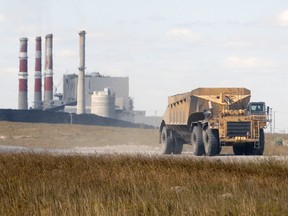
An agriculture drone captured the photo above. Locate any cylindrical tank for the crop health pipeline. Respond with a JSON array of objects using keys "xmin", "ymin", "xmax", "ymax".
[{"xmin": 91, "ymin": 88, "xmax": 116, "ymax": 118}]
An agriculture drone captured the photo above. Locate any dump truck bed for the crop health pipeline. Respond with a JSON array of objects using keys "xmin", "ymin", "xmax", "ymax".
[{"xmin": 163, "ymin": 88, "xmax": 251, "ymax": 126}]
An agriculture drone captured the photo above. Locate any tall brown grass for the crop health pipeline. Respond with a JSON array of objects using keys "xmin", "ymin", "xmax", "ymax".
[{"xmin": 0, "ymin": 153, "xmax": 288, "ymax": 215}]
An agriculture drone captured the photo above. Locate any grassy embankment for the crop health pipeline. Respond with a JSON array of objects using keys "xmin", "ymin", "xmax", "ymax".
[{"xmin": 1, "ymin": 154, "xmax": 288, "ymax": 215}]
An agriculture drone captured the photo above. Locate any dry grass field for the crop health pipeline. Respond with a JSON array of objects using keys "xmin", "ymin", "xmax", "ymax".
[
  {"xmin": 0, "ymin": 121, "xmax": 159, "ymax": 149},
  {"xmin": 1, "ymin": 121, "xmax": 288, "ymax": 215},
  {"xmin": 1, "ymin": 154, "xmax": 288, "ymax": 215}
]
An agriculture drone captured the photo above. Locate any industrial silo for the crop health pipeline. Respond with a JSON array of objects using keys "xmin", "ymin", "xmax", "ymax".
[{"xmin": 91, "ymin": 88, "xmax": 116, "ymax": 118}]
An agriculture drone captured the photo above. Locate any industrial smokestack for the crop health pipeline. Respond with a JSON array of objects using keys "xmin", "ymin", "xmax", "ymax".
[
  {"xmin": 44, "ymin": 34, "xmax": 53, "ymax": 108},
  {"xmin": 77, "ymin": 30, "xmax": 86, "ymax": 114},
  {"xmin": 34, "ymin": 36, "xmax": 42, "ymax": 109},
  {"xmin": 18, "ymin": 37, "xmax": 28, "ymax": 110}
]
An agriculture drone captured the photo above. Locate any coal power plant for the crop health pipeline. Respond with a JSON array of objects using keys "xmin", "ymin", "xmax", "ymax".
[{"xmin": 8, "ymin": 31, "xmax": 160, "ymax": 128}]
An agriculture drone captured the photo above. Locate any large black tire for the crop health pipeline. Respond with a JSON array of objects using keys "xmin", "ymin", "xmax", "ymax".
[
  {"xmin": 251, "ymin": 129, "xmax": 265, "ymax": 155},
  {"xmin": 161, "ymin": 126, "xmax": 174, "ymax": 154},
  {"xmin": 203, "ymin": 129, "xmax": 219, "ymax": 156},
  {"xmin": 191, "ymin": 126, "xmax": 205, "ymax": 156},
  {"xmin": 174, "ymin": 138, "xmax": 184, "ymax": 154},
  {"xmin": 217, "ymin": 144, "xmax": 222, "ymax": 155},
  {"xmin": 234, "ymin": 129, "xmax": 265, "ymax": 156},
  {"xmin": 243, "ymin": 143, "xmax": 254, "ymax": 155},
  {"xmin": 233, "ymin": 145, "xmax": 245, "ymax": 155},
  {"xmin": 234, "ymin": 143, "xmax": 256, "ymax": 156}
]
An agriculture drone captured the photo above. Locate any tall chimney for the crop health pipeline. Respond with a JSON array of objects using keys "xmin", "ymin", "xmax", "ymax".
[
  {"xmin": 44, "ymin": 34, "xmax": 53, "ymax": 107},
  {"xmin": 18, "ymin": 37, "xmax": 28, "ymax": 110},
  {"xmin": 77, "ymin": 30, "xmax": 86, "ymax": 114},
  {"xmin": 34, "ymin": 37, "xmax": 42, "ymax": 109}
]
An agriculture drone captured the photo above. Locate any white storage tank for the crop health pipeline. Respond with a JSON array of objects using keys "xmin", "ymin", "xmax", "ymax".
[{"xmin": 91, "ymin": 88, "xmax": 116, "ymax": 118}]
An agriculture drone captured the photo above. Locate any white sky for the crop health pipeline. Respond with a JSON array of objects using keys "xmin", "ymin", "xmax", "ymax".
[{"xmin": 0, "ymin": 0, "xmax": 288, "ymax": 132}]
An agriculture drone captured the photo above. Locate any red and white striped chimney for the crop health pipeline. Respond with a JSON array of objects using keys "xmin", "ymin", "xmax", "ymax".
[
  {"xmin": 18, "ymin": 37, "xmax": 28, "ymax": 110},
  {"xmin": 44, "ymin": 34, "xmax": 53, "ymax": 107},
  {"xmin": 34, "ymin": 36, "xmax": 42, "ymax": 109}
]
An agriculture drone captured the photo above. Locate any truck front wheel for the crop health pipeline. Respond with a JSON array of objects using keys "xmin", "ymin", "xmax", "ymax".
[
  {"xmin": 191, "ymin": 126, "xmax": 205, "ymax": 156},
  {"xmin": 249, "ymin": 129, "xmax": 265, "ymax": 155},
  {"xmin": 203, "ymin": 129, "xmax": 220, "ymax": 156},
  {"xmin": 233, "ymin": 145, "xmax": 245, "ymax": 155},
  {"xmin": 161, "ymin": 126, "xmax": 174, "ymax": 154}
]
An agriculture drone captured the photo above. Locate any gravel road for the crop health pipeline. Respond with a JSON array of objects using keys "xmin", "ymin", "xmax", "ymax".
[
  {"xmin": 0, "ymin": 122, "xmax": 288, "ymax": 162},
  {"xmin": 1, "ymin": 145, "xmax": 288, "ymax": 163}
]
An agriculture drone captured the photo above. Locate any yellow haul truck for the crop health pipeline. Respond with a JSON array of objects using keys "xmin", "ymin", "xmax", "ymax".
[{"xmin": 159, "ymin": 88, "xmax": 269, "ymax": 156}]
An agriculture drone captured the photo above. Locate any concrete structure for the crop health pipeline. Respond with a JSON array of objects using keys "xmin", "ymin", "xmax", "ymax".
[
  {"xmin": 133, "ymin": 111, "xmax": 161, "ymax": 128},
  {"xmin": 91, "ymin": 88, "xmax": 116, "ymax": 118},
  {"xmin": 44, "ymin": 34, "xmax": 53, "ymax": 108},
  {"xmin": 18, "ymin": 37, "xmax": 28, "ymax": 110},
  {"xmin": 34, "ymin": 37, "xmax": 42, "ymax": 109},
  {"xmin": 76, "ymin": 30, "xmax": 86, "ymax": 114},
  {"xmin": 62, "ymin": 72, "xmax": 161, "ymax": 127},
  {"xmin": 63, "ymin": 73, "xmax": 130, "ymax": 113}
]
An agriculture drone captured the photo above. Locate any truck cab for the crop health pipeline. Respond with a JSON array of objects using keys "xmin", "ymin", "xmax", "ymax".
[{"xmin": 248, "ymin": 102, "xmax": 266, "ymax": 115}]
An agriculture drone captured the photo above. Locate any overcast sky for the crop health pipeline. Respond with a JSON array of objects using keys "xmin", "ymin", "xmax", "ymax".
[{"xmin": 0, "ymin": 0, "xmax": 288, "ymax": 132}]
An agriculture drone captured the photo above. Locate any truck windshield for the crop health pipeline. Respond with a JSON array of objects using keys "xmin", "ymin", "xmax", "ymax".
[{"xmin": 250, "ymin": 103, "xmax": 265, "ymax": 114}]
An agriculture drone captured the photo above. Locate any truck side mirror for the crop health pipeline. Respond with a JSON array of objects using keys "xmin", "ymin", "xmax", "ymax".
[{"xmin": 267, "ymin": 106, "xmax": 270, "ymax": 115}]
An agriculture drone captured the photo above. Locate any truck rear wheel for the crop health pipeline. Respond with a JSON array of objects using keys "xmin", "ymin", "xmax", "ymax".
[
  {"xmin": 191, "ymin": 126, "xmax": 204, "ymax": 156},
  {"xmin": 203, "ymin": 129, "xmax": 219, "ymax": 156},
  {"xmin": 161, "ymin": 126, "xmax": 174, "ymax": 154},
  {"xmin": 174, "ymin": 138, "xmax": 184, "ymax": 154}
]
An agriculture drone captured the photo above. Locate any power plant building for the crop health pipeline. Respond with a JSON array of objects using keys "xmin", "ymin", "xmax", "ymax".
[
  {"xmin": 62, "ymin": 72, "xmax": 161, "ymax": 127},
  {"xmin": 63, "ymin": 72, "xmax": 131, "ymax": 114}
]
